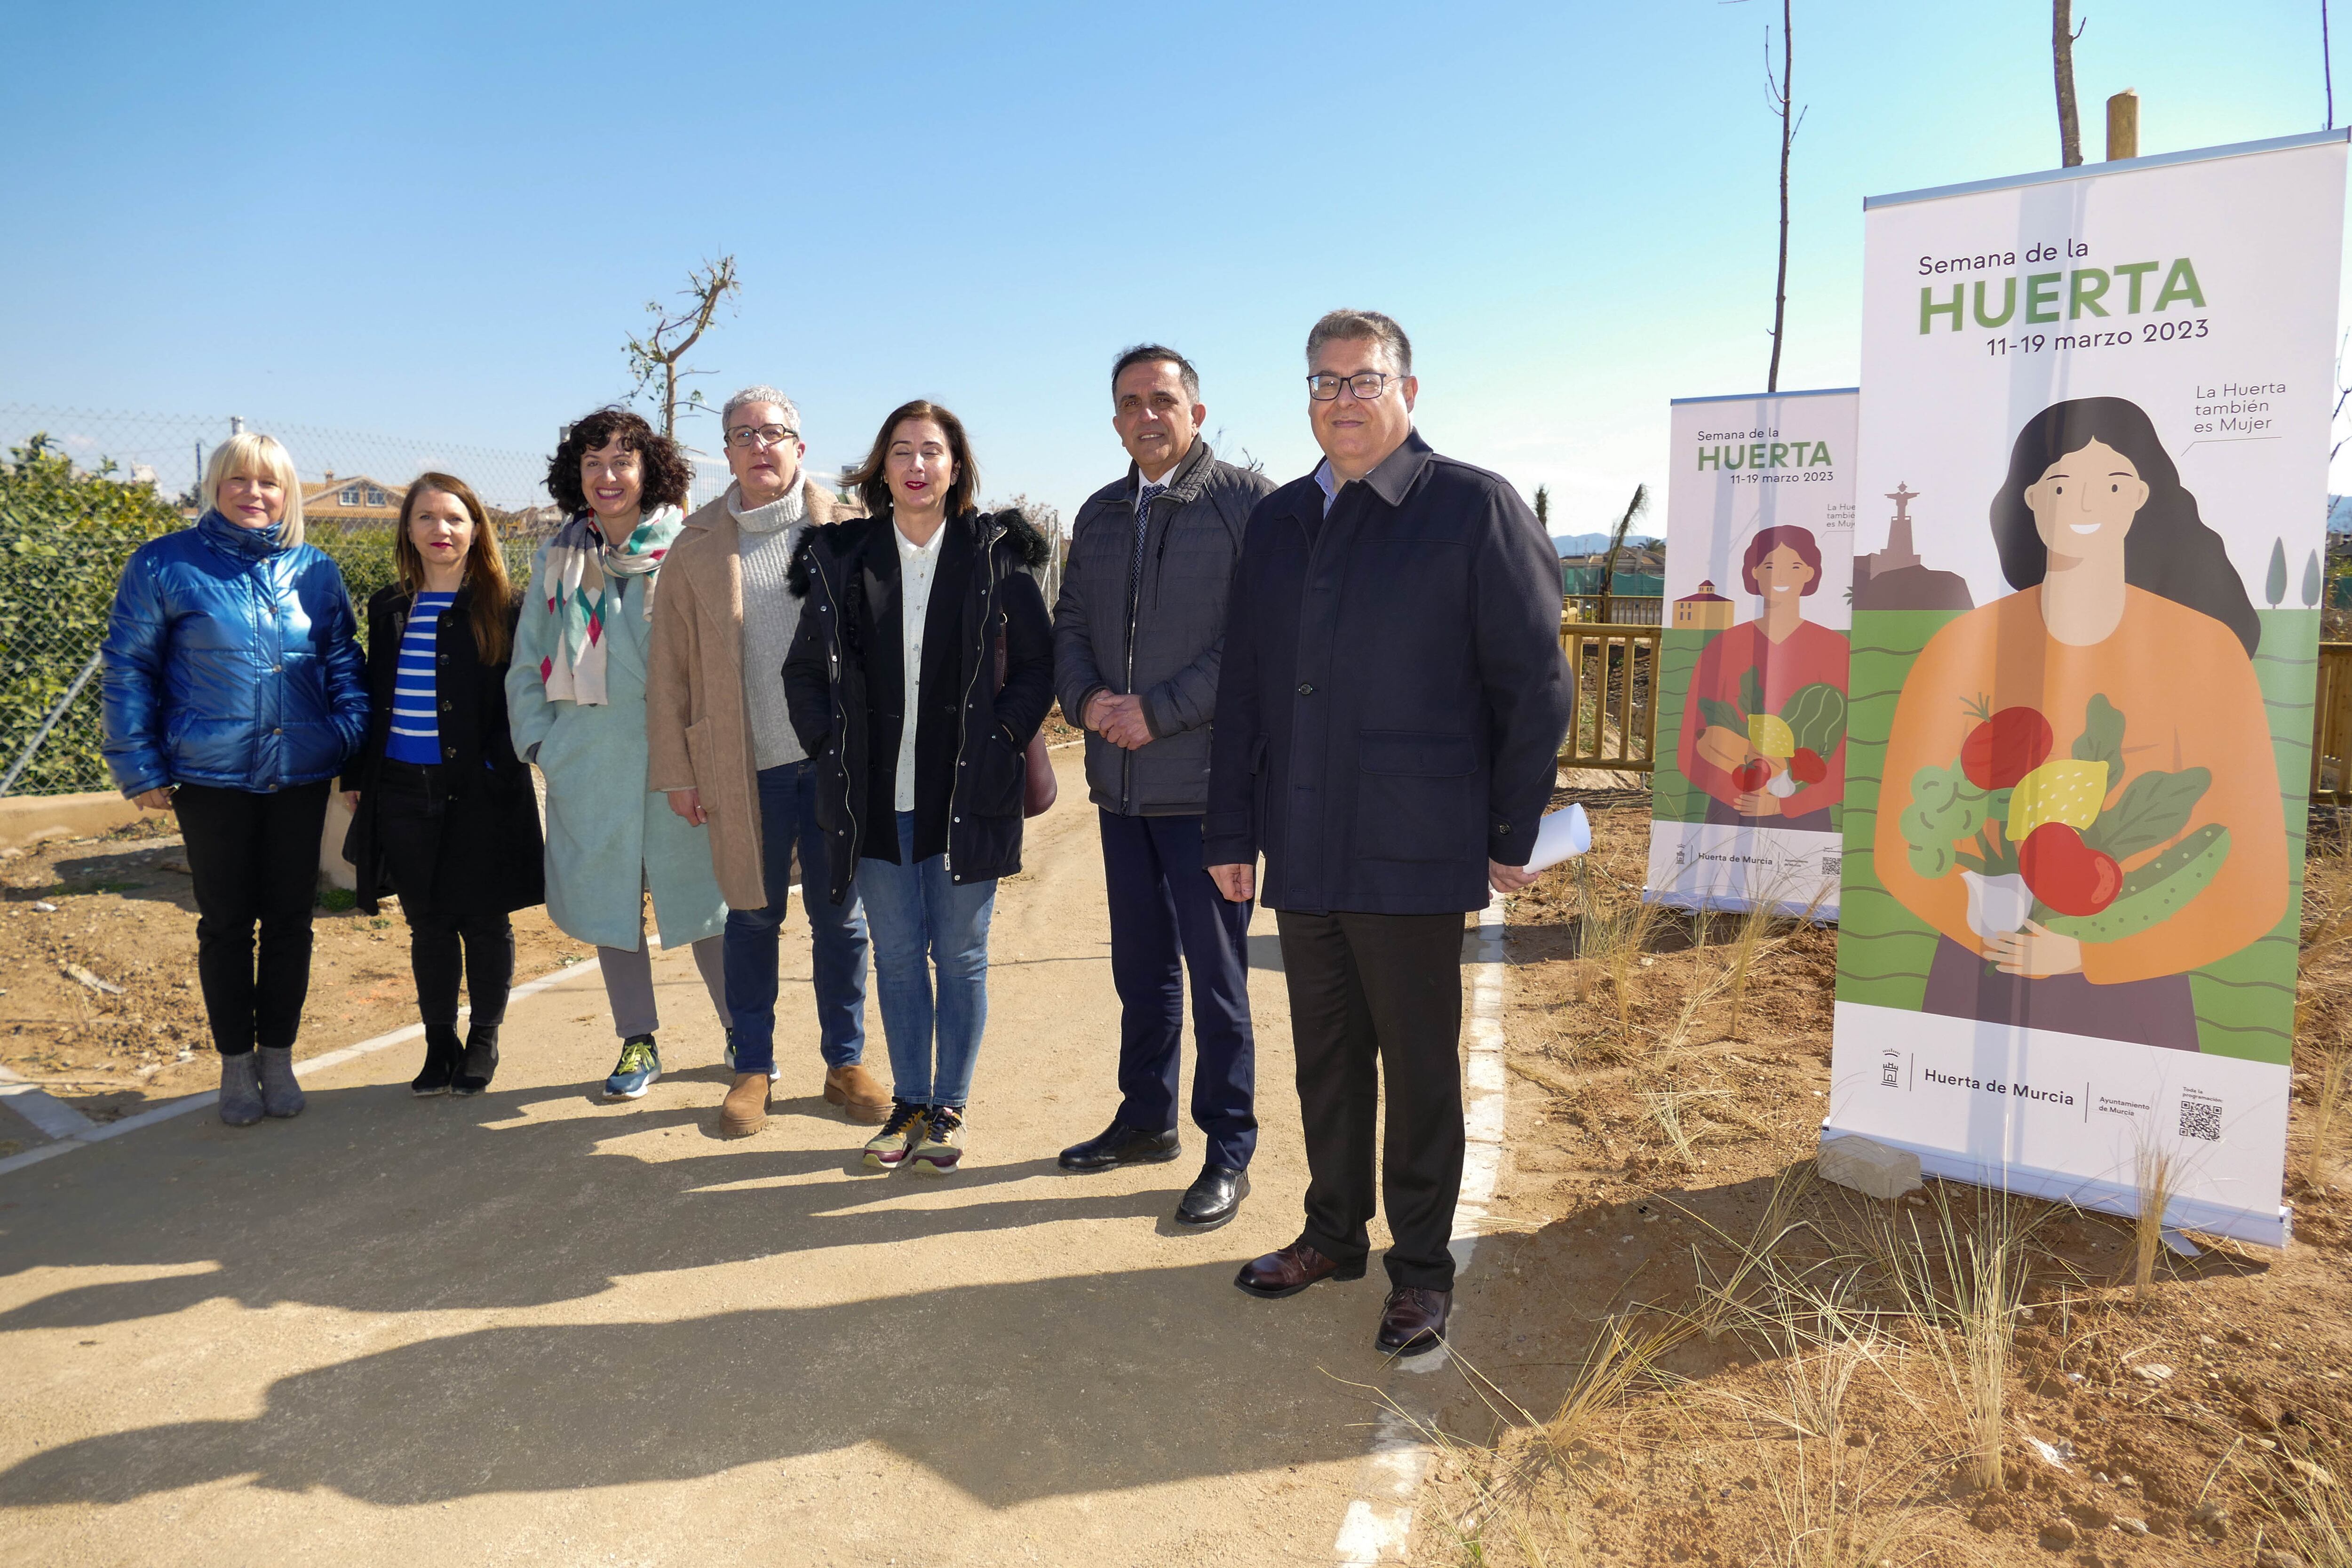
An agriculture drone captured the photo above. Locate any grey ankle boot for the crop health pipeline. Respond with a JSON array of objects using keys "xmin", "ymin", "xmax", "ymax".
[
  {"xmin": 219, "ymin": 1052, "xmax": 263, "ymax": 1126},
  {"xmin": 256, "ymin": 1046, "xmax": 305, "ymax": 1119}
]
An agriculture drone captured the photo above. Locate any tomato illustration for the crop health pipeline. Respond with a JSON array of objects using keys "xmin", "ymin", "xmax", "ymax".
[
  {"xmin": 2018, "ymin": 822, "xmax": 2124, "ymax": 916},
  {"xmin": 1731, "ymin": 759, "xmax": 1772, "ymax": 794},
  {"xmin": 1788, "ymin": 747, "xmax": 1828, "ymax": 786},
  {"xmin": 1960, "ymin": 707, "xmax": 2054, "ymax": 790}
]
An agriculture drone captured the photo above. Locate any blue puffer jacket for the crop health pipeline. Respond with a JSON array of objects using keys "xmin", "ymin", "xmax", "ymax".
[{"xmin": 101, "ymin": 511, "xmax": 369, "ymax": 796}]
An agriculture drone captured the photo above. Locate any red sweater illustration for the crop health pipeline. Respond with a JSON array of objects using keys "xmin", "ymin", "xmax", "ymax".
[{"xmin": 1677, "ymin": 618, "xmax": 1850, "ymax": 816}]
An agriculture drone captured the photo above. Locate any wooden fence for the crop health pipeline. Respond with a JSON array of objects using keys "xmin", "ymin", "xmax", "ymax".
[
  {"xmin": 2316, "ymin": 643, "xmax": 2352, "ymax": 806},
  {"xmin": 1564, "ymin": 593, "xmax": 1664, "ymax": 627},
  {"xmin": 1559, "ymin": 620, "xmax": 1662, "ymax": 772}
]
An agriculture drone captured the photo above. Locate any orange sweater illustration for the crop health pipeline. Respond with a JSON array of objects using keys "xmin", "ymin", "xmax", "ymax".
[{"xmin": 1875, "ymin": 587, "xmax": 2285, "ymax": 986}]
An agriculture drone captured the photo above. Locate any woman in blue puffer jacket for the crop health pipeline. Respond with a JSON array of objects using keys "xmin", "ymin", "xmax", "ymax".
[{"xmin": 101, "ymin": 431, "xmax": 369, "ymax": 1128}]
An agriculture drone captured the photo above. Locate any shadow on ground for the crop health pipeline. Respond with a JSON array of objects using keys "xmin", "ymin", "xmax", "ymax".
[{"xmin": 0, "ymin": 1082, "xmax": 1390, "ymax": 1511}]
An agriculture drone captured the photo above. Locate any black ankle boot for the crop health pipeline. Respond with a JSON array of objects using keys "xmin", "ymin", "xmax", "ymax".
[
  {"xmin": 413, "ymin": 1026, "xmax": 462, "ymax": 1097},
  {"xmin": 453, "ymin": 1024, "xmax": 501, "ymax": 1097}
]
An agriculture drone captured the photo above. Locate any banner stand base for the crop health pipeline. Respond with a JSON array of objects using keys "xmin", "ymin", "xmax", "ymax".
[{"xmin": 1818, "ymin": 1125, "xmax": 2291, "ymax": 1249}]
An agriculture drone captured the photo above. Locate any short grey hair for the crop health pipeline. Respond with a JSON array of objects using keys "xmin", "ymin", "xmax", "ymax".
[
  {"xmin": 1304, "ymin": 309, "xmax": 1413, "ymax": 376},
  {"xmin": 721, "ymin": 385, "xmax": 802, "ymax": 432}
]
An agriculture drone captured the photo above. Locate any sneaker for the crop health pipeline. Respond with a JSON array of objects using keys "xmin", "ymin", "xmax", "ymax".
[
  {"xmin": 602, "ymin": 1034, "xmax": 661, "ymax": 1100},
  {"xmin": 721, "ymin": 1029, "xmax": 781, "ymax": 1083},
  {"xmin": 862, "ymin": 1100, "xmax": 930, "ymax": 1171},
  {"xmin": 907, "ymin": 1105, "xmax": 965, "ymax": 1176}
]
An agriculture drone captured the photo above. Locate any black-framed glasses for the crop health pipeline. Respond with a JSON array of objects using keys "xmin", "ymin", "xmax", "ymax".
[
  {"xmin": 724, "ymin": 424, "xmax": 800, "ymax": 450},
  {"xmin": 1306, "ymin": 370, "xmax": 1403, "ymax": 402}
]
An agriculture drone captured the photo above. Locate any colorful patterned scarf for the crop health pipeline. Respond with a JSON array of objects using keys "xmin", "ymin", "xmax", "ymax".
[{"xmin": 536, "ymin": 506, "xmax": 683, "ymax": 706}]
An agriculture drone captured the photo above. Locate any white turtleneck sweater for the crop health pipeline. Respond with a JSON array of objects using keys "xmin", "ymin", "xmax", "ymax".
[{"xmin": 733, "ymin": 479, "xmax": 810, "ymax": 770}]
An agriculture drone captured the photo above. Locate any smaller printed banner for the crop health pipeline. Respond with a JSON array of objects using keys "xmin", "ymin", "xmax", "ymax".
[{"xmin": 1645, "ymin": 389, "xmax": 1859, "ymax": 917}]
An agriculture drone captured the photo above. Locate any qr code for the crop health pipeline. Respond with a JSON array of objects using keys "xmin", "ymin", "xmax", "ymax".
[
  {"xmin": 1821, "ymin": 855, "xmax": 1842, "ymax": 876},
  {"xmin": 2178, "ymin": 1099, "xmax": 2222, "ymax": 1142}
]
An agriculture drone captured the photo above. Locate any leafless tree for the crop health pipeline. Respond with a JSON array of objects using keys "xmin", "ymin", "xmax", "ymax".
[
  {"xmin": 2054, "ymin": 2, "xmax": 2086, "ymax": 166},
  {"xmin": 2326, "ymin": 0, "xmax": 2337, "ymax": 128},
  {"xmin": 626, "ymin": 256, "xmax": 741, "ymax": 439},
  {"xmin": 1762, "ymin": 0, "xmax": 1804, "ymax": 393}
]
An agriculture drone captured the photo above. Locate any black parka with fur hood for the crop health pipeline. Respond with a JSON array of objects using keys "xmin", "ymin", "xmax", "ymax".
[{"xmin": 782, "ymin": 508, "xmax": 1055, "ymax": 904}]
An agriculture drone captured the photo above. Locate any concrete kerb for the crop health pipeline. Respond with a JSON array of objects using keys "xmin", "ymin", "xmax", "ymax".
[{"xmin": 1329, "ymin": 893, "xmax": 1512, "ymax": 1566}]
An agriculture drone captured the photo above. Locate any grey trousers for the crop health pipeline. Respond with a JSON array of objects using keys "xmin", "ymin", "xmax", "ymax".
[{"xmin": 596, "ymin": 934, "xmax": 727, "ymax": 1040}]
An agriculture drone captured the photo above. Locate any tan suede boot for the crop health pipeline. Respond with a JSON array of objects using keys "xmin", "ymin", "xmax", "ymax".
[
  {"xmin": 824, "ymin": 1063, "xmax": 891, "ymax": 1125},
  {"xmin": 719, "ymin": 1072, "xmax": 770, "ymax": 1138}
]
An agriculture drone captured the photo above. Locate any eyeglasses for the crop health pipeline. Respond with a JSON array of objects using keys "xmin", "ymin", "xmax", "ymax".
[
  {"xmin": 724, "ymin": 424, "xmax": 800, "ymax": 450},
  {"xmin": 1306, "ymin": 371, "xmax": 1404, "ymax": 402}
]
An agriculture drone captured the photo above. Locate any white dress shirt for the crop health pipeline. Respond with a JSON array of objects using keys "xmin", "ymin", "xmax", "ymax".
[
  {"xmin": 1313, "ymin": 457, "xmax": 1339, "ymax": 515},
  {"xmin": 894, "ymin": 519, "xmax": 948, "ymax": 814}
]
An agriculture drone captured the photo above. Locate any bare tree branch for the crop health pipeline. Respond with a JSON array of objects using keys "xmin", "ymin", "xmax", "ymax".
[
  {"xmin": 625, "ymin": 256, "xmax": 742, "ymax": 439},
  {"xmin": 2054, "ymin": 2, "xmax": 2087, "ymax": 167}
]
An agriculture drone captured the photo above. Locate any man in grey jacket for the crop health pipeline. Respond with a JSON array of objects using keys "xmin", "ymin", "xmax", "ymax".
[{"xmin": 1052, "ymin": 344, "xmax": 1276, "ymax": 1228}]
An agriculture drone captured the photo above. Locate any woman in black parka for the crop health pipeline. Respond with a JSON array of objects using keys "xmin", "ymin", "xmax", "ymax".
[
  {"xmin": 783, "ymin": 400, "xmax": 1053, "ymax": 1175},
  {"xmin": 344, "ymin": 472, "xmax": 545, "ymax": 1096}
]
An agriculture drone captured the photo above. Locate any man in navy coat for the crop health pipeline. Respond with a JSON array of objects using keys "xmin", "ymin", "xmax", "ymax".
[{"xmin": 1205, "ymin": 309, "xmax": 1571, "ymax": 1355}]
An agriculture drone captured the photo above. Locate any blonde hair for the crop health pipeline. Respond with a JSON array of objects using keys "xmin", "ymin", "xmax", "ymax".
[{"xmin": 199, "ymin": 432, "xmax": 307, "ymax": 546}]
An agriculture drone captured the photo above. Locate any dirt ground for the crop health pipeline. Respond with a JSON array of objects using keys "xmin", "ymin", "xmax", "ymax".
[
  {"xmin": 1424, "ymin": 791, "xmax": 2352, "ymax": 1568},
  {"xmin": 0, "ymin": 814, "xmax": 586, "ymax": 1146}
]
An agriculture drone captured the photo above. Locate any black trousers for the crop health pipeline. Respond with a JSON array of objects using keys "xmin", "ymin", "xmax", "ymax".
[
  {"xmin": 1275, "ymin": 909, "xmax": 1465, "ymax": 1291},
  {"xmin": 375, "ymin": 762, "xmax": 516, "ymax": 1029},
  {"xmin": 174, "ymin": 780, "xmax": 332, "ymax": 1057}
]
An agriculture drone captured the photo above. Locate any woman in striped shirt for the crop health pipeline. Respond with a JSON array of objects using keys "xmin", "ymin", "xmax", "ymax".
[{"xmin": 344, "ymin": 473, "xmax": 545, "ymax": 1095}]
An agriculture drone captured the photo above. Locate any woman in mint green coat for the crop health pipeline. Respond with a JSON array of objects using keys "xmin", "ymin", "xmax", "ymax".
[{"xmin": 508, "ymin": 407, "xmax": 728, "ymax": 1100}]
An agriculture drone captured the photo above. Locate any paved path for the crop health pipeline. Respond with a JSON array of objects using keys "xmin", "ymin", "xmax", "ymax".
[{"xmin": 0, "ymin": 752, "xmax": 1463, "ymax": 1566}]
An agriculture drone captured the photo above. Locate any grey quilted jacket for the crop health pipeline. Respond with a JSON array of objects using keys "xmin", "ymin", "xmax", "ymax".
[{"xmin": 1052, "ymin": 438, "xmax": 1276, "ymax": 816}]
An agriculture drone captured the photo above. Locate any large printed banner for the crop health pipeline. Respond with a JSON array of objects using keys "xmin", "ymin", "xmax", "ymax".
[
  {"xmin": 1828, "ymin": 131, "xmax": 2348, "ymax": 1246},
  {"xmin": 1646, "ymin": 390, "xmax": 1858, "ymax": 916}
]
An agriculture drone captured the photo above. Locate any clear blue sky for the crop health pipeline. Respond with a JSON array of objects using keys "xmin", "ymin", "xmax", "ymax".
[{"xmin": 5, "ymin": 1, "xmax": 2346, "ymax": 531}]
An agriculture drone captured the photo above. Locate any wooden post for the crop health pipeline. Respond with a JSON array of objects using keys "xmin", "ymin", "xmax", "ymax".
[{"xmin": 2106, "ymin": 89, "xmax": 2140, "ymax": 160}]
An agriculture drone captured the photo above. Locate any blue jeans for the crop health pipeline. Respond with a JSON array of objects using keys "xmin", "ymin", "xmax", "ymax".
[
  {"xmin": 723, "ymin": 760, "xmax": 871, "ymax": 1075},
  {"xmin": 857, "ymin": 811, "xmax": 996, "ymax": 1109},
  {"xmin": 1100, "ymin": 810, "xmax": 1258, "ymax": 1169}
]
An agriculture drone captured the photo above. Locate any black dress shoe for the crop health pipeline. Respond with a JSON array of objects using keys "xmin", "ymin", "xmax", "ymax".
[
  {"xmin": 1173, "ymin": 1164, "xmax": 1249, "ymax": 1228},
  {"xmin": 1375, "ymin": 1286, "xmax": 1453, "ymax": 1355},
  {"xmin": 1234, "ymin": 1241, "xmax": 1367, "ymax": 1299},
  {"xmin": 1058, "ymin": 1120, "xmax": 1181, "ymax": 1172}
]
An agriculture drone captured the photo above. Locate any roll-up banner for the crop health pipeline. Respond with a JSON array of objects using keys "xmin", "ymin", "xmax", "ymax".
[
  {"xmin": 1647, "ymin": 389, "xmax": 1858, "ymax": 916},
  {"xmin": 1828, "ymin": 130, "xmax": 2348, "ymax": 1246}
]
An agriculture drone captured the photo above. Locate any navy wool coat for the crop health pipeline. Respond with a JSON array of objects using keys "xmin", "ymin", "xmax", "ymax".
[{"xmin": 1203, "ymin": 431, "xmax": 1573, "ymax": 915}]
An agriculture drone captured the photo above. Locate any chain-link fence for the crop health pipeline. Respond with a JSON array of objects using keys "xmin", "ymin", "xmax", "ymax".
[{"xmin": 0, "ymin": 406, "xmax": 699, "ymax": 797}]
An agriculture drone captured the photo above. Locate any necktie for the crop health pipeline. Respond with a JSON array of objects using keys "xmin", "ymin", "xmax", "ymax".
[{"xmin": 1132, "ymin": 481, "xmax": 1164, "ymax": 595}]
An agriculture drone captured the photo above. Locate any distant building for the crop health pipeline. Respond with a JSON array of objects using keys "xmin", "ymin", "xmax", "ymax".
[
  {"xmin": 1674, "ymin": 580, "xmax": 1735, "ymax": 630},
  {"xmin": 302, "ymin": 472, "xmax": 405, "ymax": 533}
]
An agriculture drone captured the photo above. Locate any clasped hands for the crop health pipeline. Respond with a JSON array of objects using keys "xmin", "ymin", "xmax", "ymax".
[{"xmin": 1083, "ymin": 689, "xmax": 1154, "ymax": 751}]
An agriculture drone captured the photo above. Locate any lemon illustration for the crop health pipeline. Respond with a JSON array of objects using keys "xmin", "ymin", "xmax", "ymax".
[
  {"xmin": 1747, "ymin": 713, "xmax": 1796, "ymax": 759},
  {"xmin": 2004, "ymin": 759, "xmax": 2110, "ymax": 840}
]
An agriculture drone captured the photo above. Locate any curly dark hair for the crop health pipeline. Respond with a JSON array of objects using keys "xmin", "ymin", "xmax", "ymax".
[{"xmin": 545, "ymin": 406, "xmax": 692, "ymax": 517}]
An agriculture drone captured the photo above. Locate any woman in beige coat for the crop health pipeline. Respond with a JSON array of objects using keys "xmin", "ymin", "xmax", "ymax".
[{"xmin": 646, "ymin": 386, "xmax": 882, "ymax": 1139}]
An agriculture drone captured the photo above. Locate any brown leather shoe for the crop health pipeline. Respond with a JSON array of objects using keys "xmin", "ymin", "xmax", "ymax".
[
  {"xmin": 1233, "ymin": 1241, "xmax": 1367, "ymax": 1299},
  {"xmin": 825, "ymin": 1063, "xmax": 891, "ymax": 1125},
  {"xmin": 719, "ymin": 1072, "xmax": 770, "ymax": 1138},
  {"xmin": 1375, "ymin": 1286, "xmax": 1453, "ymax": 1355}
]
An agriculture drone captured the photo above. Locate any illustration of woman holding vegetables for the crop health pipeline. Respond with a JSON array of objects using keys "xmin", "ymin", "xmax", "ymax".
[
  {"xmin": 1875, "ymin": 395, "xmax": 2285, "ymax": 1051},
  {"xmin": 1677, "ymin": 524, "xmax": 1850, "ymax": 831}
]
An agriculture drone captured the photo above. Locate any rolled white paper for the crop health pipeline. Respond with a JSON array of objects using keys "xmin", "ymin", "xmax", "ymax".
[{"xmin": 1525, "ymin": 802, "xmax": 1592, "ymax": 874}]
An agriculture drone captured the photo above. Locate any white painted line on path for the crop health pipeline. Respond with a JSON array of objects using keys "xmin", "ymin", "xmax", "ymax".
[
  {"xmin": 0, "ymin": 955, "xmax": 607, "ymax": 1180},
  {"xmin": 0, "ymin": 1082, "xmax": 100, "ymax": 1140},
  {"xmin": 1330, "ymin": 894, "xmax": 1512, "ymax": 1565}
]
